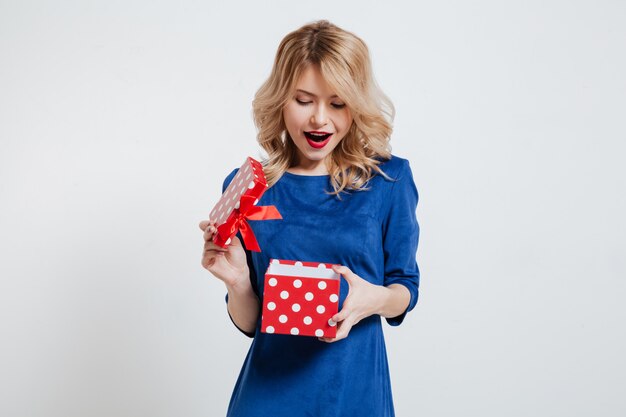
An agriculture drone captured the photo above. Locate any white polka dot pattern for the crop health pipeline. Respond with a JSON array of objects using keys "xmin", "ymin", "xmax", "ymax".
[
  {"xmin": 261, "ymin": 259, "xmax": 341, "ymax": 338},
  {"xmin": 208, "ymin": 157, "xmax": 268, "ymax": 249}
]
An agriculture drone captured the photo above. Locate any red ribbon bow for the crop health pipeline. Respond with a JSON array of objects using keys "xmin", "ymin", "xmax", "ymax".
[{"xmin": 216, "ymin": 195, "xmax": 282, "ymax": 252}]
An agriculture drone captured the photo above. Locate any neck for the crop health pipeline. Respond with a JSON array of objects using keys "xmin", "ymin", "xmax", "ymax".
[{"xmin": 289, "ymin": 156, "xmax": 330, "ymax": 175}]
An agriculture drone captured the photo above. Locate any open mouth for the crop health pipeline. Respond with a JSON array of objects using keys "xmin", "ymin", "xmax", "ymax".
[
  {"xmin": 304, "ymin": 131, "xmax": 333, "ymax": 142},
  {"xmin": 304, "ymin": 131, "xmax": 333, "ymax": 149}
]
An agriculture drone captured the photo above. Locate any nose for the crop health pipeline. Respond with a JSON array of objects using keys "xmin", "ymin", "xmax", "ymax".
[{"xmin": 310, "ymin": 104, "xmax": 328, "ymax": 126}]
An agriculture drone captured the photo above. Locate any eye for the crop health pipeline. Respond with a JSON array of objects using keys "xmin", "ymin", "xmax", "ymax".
[
  {"xmin": 295, "ymin": 98, "xmax": 312, "ymax": 105},
  {"xmin": 331, "ymin": 103, "xmax": 346, "ymax": 109}
]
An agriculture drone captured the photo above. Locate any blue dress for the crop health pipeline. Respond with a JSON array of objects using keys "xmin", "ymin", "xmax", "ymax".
[{"xmin": 222, "ymin": 155, "xmax": 420, "ymax": 417}]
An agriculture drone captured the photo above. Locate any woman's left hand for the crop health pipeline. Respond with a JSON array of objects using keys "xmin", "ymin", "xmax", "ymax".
[{"xmin": 318, "ymin": 265, "xmax": 383, "ymax": 343}]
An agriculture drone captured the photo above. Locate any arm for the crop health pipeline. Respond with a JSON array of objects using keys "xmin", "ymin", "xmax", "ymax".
[
  {"xmin": 200, "ymin": 220, "xmax": 260, "ymax": 336},
  {"xmin": 377, "ymin": 283, "xmax": 412, "ymax": 319},
  {"xmin": 318, "ymin": 266, "xmax": 411, "ymax": 343},
  {"xmin": 199, "ymin": 168, "xmax": 261, "ymax": 337},
  {"xmin": 225, "ymin": 266, "xmax": 260, "ymax": 335},
  {"xmin": 319, "ymin": 159, "xmax": 420, "ymax": 342},
  {"xmin": 379, "ymin": 158, "xmax": 420, "ymax": 325}
]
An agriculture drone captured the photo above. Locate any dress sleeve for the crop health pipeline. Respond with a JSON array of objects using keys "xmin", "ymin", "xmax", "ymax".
[
  {"xmin": 381, "ymin": 159, "xmax": 421, "ymax": 326},
  {"xmin": 221, "ymin": 168, "xmax": 258, "ymax": 338}
]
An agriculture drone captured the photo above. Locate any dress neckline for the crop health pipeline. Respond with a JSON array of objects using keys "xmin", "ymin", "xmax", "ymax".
[{"xmin": 282, "ymin": 171, "xmax": 330, "ymax": 179}]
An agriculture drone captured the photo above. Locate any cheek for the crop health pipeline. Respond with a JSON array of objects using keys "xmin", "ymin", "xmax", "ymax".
[
  {"xmin": 339, "ymin": 114, "xmax": 353, "ymax": 133},
  {"xmin": 284, "ymin": 106, "xmax": 309, "ymax": 129}
]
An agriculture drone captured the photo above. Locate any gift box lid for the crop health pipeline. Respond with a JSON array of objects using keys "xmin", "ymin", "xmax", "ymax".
[
  {"xmin": 210, "ymin": 157, "xmax": 267, "ymax": 226},
  {"xmin": 209, "ymin": 157, "xmax": 281, "ymax": 252}
]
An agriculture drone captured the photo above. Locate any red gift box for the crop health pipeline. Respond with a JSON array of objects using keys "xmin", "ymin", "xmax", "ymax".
[
  {"xmin": 210, "ymin": 157, "xmax": 281, "ymax": 252},
  {"xmin": 261, "ymin": 259, "xmax": 341, "ymax": 338}
]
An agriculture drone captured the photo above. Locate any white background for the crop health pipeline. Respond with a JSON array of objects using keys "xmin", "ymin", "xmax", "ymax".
[{"xmin": 1, "ymin": 1, "xmax": 625, "ymax": 416}]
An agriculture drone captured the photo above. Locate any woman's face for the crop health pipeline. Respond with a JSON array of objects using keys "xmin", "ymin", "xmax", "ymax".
[{"xmin": 283, "ymin": 65, "xmax": 353, "ymax": 174}]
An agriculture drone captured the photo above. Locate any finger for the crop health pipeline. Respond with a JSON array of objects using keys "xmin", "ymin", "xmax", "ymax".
[
  {"xmin": 333, "ymin": 316, "xmax": 356, "ymax": 341},
  {"xmin": 203, "ymin": 225, "xmax": 220, "ymax": 241},
  {"xmin": 201, "ymin": 251, "xmax": 225, "ymax": 269},
  {"xmin": 318, "ymin": 335, "xmax": 339, "ymax": 343},
  {"xmin": 202, "ymin": 243, "xmax": 228, "ymax": 260},
  {"xmin": 204, "ymin": 240, "xmax": 228, "ymax": 252},
  {"xmin": 200, "ymin": 220, "xmax": 218, "ymax": 232},
  {"xmin": 332, "ymin": 265, "xmax": 356, "ymax": 284},
  {"xmin": 318, "ymin": 322, "xmax": 352, "ymax": 343},
  {"xmin": 332, "ymin": 306, "xmax": 351, "ymax": 324},
  {"xmin": 199, "ymin": 220, "xmax": 210, "ymax": 231}
]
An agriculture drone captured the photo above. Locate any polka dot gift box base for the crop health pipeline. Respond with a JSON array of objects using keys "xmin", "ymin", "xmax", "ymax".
[
  {"xmin": 262, "ymin": 259, "xmax": 340, "ymax": 338},
  {"xmin": 210, "ymin": 157, "xmax": 281, "ymax": 252}
]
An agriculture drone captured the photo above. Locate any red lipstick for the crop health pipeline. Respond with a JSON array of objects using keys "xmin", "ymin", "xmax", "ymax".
[{"xmin": 304, "ymin": 131, "xmax": 333, "ymax": 149}]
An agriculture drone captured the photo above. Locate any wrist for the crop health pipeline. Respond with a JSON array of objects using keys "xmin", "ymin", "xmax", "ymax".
[
  {"xmin": 374, "ymin": 285, "xmax": 393, "ymax": 317},
  {"xmin": 376, "ymin": 284, "xmax": 410, "ymax": 318},
  {"xmin": 225, "ymin": 266, "xmax": 252, "ymax": 295}
]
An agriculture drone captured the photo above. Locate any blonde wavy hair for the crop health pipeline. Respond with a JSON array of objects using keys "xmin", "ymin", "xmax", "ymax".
[{"xmin": 253, "ymin": 20, "xmax": 395, "ymax": 194}]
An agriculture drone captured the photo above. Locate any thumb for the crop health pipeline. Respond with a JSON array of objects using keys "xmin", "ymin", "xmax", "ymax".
[
  {"xmin": 228, "ymin": 235, "xmax": 243, "ymax": 248},
  {"xmin": 332, "ymin": 265, "xmax": 357, "ymax": 285}
]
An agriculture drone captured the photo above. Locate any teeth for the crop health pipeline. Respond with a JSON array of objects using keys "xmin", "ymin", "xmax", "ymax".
[{"xmin": 305, "ymin": 131, "xmax": 332, "ymax": 142}]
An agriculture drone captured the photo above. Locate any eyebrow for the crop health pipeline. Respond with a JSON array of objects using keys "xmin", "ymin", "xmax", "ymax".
[{"xmin": 296, "ymin": 89, "xmax": 339, "ymax": 99}]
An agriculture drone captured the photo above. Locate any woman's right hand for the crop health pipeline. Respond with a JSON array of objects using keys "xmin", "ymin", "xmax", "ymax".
[{"xmin": 199, "ymin": 220, "xmax": 249, "ymax": 288}]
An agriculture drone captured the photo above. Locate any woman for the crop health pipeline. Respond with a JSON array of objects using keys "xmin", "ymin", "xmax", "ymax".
[{"xmin": 199, "ymin": 20, "xmax": 420, "ymax": 417}]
